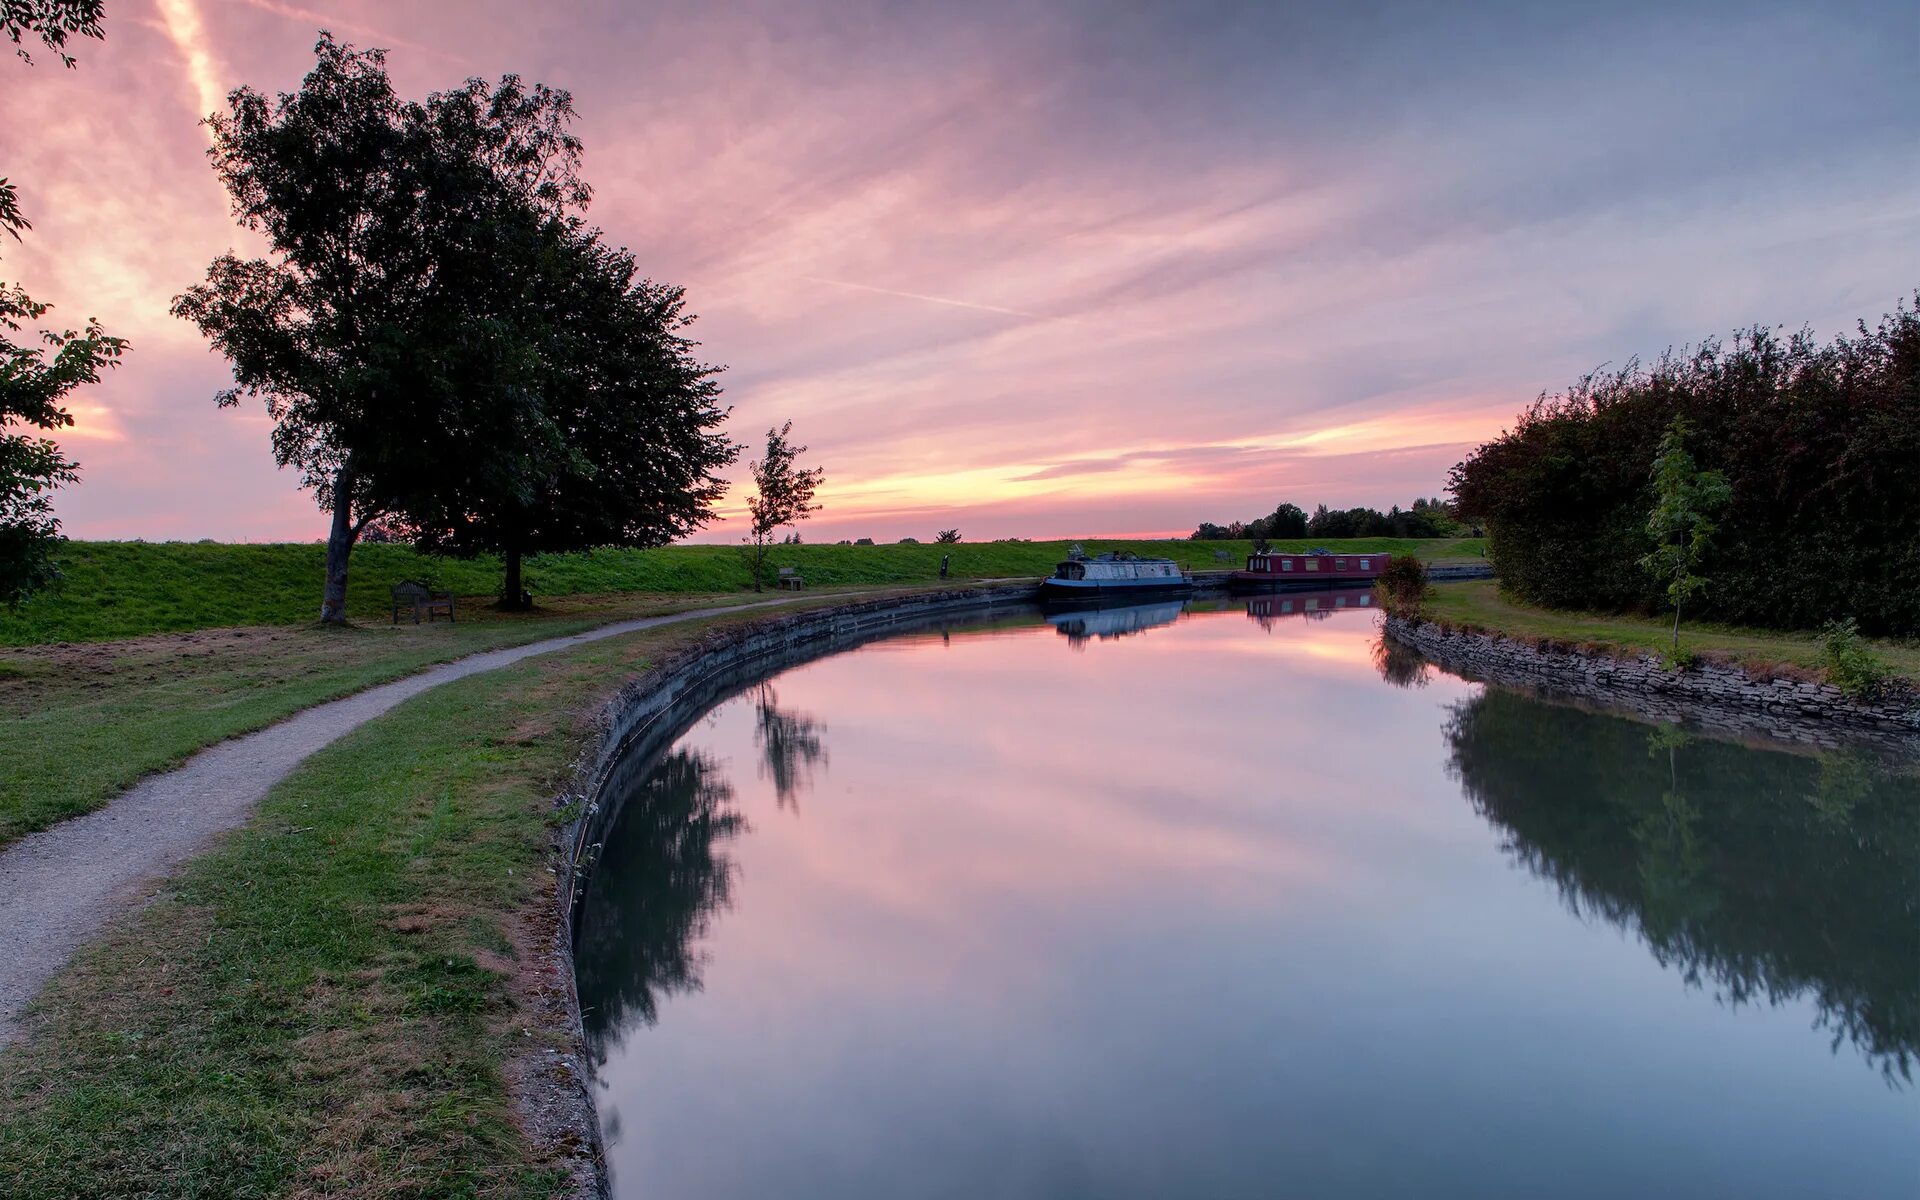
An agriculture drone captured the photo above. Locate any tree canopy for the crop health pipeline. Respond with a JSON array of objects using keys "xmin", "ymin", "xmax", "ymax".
[{"xmin": 176, "ymin": 35, "xmax": 734, "ymax": 619}]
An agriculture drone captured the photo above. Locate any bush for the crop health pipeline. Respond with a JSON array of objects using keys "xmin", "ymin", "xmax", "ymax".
[
  {"xmin": 1451, "ymin": 295, "xmax": 1920, "ymax": 635},
  {"xmin": 1377, "ymin": 554, "xmax": 1431, "ymax": 618},
  {"xmin": 1821, "ymin": 618, "xmax": 1890, "ymax": 699}
]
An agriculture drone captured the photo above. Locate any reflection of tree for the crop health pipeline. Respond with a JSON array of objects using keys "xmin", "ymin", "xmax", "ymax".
[
  {"xmin": 1371, "ymin": 634, "xmax": 1430, "ymax": 689},
  {"xmin": 1445, "ymin": 688, "xmax": 1920, "ymax": 1084},
  {"xmin": 754, "ymin": 683, "xmax": 827, "ymax": 812},
  {"xmin": 575, "ymin": 749, "xmax": 744, "ymax": 1064}
]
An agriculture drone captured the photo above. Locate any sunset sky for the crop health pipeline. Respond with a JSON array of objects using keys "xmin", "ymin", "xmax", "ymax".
[{"xmin": 4, "ymin": 0, "xmax": 1914, "ymax": 543}]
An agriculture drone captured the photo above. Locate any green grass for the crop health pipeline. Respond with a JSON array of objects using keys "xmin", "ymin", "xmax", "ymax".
[
  {"xmin": 0, "ymin": 589, "xmax": 842, "ymax": 851},
  {"xmin": 1, "ymin": 537, "xmax": 1485, "ymax": 645},
  {"xmin": 0, "ymin": 602, "xmax": 823, "ymax": 1195},
  {"xmin": 1425, "ymin": 579, "xmax": 1920, "ymax": 685}
]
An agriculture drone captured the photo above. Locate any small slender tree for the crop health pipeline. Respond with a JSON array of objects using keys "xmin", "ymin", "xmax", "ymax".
[
  {"xmin": 744, "ymin": 422, "xmax": 822, "ymax": 591},
  {"xmin": 1639, "ymin": 417, "xmax": 1731, "ymax": 654}
]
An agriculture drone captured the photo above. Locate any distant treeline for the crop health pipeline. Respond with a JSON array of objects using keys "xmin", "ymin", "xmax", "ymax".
[
  {"xmin": 1451, "ymin": 295, "xmax": 1919, "ymax": 635},
  {"xmin": 1191, "ymin": 498, "xmax": 1469, "ymax": 542}
]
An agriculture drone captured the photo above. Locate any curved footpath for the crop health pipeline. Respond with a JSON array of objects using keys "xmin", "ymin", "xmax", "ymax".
[{"xmin": 0, "ymin": 596, "xmax": 813, "ymax": 1048}]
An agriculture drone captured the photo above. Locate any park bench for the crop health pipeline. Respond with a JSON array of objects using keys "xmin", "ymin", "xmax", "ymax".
[
  {"xmin": 776, "ymin": 566, "xmax": 807, "ymax": 591},
  {"xmin": 390, "ymin": 580, "xmax": 456, "ymax": 624}
]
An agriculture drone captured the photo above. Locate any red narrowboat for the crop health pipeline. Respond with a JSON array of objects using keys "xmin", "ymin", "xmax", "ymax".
[{"xmin": 1230, "ymin": 548, "xmax": 1386, "ymax": 590}]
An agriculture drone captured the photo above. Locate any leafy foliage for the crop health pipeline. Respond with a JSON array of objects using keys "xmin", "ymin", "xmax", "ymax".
[
  {"xmin": 1820, "ymin": 618, "xmax": 1889, "ymax": 700},
  {"xmin": 744, "ymin": 422, "xmax": 823, "ymax": 590},
  {"xmin": 934, "ymin": 528, "xmax": 962, "ymax": 544},
  {"xmin": 1452, "ymin": 297, "xmax": 1920, "ymax": 635},
  {"xmin": 1376, "ymin": 554, "xmax": 1431, "ymax": 618},
  {"xmin": 2, "ymin": 0, "xmax": 103, "ymax": 67}
]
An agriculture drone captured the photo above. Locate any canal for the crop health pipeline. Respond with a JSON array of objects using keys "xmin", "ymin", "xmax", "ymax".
[{"xmin": 573, "ymin": 598, "xmax": 1918, "ymax": 1199}]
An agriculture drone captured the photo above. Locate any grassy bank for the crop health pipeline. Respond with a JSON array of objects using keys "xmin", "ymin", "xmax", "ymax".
[
  {"xmin": 0, "ymin": 594, "xmax": 881, "ymax": 1196},
  {"xmin": 1424, "ymin": 579, "xmax": 1920, "ymax": 685},
  {"xmin": 0, "ymin": 589, "xmax": 841, "ymax": 851},
  {"xmin": 1, "ymin": 537, "xmax": 1484, "ymax": 645}
]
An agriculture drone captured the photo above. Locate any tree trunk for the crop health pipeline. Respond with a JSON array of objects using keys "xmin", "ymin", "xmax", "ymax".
[
  {"xmin": 1671, "ymin": 596, "xmax": 1683, "ymax": 654},
  {"xmin": 503, "ymin": 546, "xmax": 525, "ymax": 610},
  {"xmin": 751, "ymin": 537, "xmax": 765, "ymax": 593},
  {"xmin": 320, "ymin": 466, "xmax": 357, "ymax": 625}
]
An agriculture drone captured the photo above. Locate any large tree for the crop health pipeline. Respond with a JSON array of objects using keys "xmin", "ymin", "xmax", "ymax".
[
  {"xmin": 1, "ymin": 0, "xmax": 121, "ymax": 608},
  {"xmin": 405, "ymin": 225, "xmax": 737, "ymax": 607},
  {"xmin": 173, "ymin": 35, "xmax": 591, "ymax": 623}
]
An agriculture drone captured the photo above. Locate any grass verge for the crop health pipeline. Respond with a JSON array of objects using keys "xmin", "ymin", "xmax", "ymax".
[
  {"xmin": 0, "ymin": 588, "xmax": 879, "ymax": 851},
  {"xmin": 1424, "ymin": 579, "xmax": 1920, "ymax": 685},
  {"xmin": 2, "ymin": 537, "xmax": 1484, "ymax": 645},
  {"xmin": 0, "ymin": 594, "xmax": 876, "ymax": 1197}
]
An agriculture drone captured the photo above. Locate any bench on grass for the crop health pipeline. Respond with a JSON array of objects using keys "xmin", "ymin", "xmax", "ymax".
[
  {"xmin": 390, "ymin": 581, "xmax": 455, "ymax": 624},
  {"xmin": 776, "ymin": 566, "xmax": 807, "ymax": 591}
]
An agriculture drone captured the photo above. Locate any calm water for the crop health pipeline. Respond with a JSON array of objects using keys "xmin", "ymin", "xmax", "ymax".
[{"xmin": 574, "ymin": 599, "xmax": 1919, "ymax": 1200}]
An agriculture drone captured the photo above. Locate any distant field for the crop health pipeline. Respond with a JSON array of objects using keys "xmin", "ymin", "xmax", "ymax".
[{"xmin": 0, "ymin": 537, "xmax": 1484, "ymax": 644}]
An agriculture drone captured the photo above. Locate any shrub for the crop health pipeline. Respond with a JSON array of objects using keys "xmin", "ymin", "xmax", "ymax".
[
  {"xmin": 1821, "ymin": 618, "xmax": 1890, "ymax": 699},
  {"xmin": 1376, "ymin": 554, "xmax": 1431, "ymax": 618}
]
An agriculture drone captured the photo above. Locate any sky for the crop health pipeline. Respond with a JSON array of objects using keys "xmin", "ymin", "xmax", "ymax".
[{"xmin": 3, "ymin": 0, "xmax": 1915, "ymax": 543}]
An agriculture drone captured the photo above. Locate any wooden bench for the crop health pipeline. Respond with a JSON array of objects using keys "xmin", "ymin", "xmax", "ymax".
[
  {"xmin": 390, "ymin": 580, "xmax": 455, "ymax": 624},
  {"xmin": 776, "ymin": 566, "xmax": 807, "ymax": 591}
]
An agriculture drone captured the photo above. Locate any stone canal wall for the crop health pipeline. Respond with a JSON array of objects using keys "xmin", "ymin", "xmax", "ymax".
[{"xmin": 1384, "ymin": 614, "xmax": 1920, "ymax": 750}]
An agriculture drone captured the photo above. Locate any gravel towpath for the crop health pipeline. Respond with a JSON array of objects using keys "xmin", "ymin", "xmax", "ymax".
[{"xmin": 0, "ymin": 598, "xmax": 799, "ymax": 1047}]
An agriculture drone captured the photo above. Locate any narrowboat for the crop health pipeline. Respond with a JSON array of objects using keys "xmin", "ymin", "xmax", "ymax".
[
  {"xmin": 1040, "ymin": 551, "xmax": 1195, "ymax": 602},
  {"xmin": 1230, "ymin": 548, "xmax": 1386, "ymax": 590}
]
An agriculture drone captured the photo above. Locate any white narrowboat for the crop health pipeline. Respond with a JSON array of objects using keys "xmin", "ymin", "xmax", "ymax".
[{"xmin": 1040, "ymin": 551, "xmax": 1195, "ymax": 602}]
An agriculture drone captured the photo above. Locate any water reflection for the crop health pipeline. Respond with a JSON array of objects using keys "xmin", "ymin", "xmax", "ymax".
[
  {"xmin": 1044, "ymin": 599, "xmax": 1187, "ymax": 646},
  {"xmin": 1244, "ymin": 585, "xmax": 1374, "ymax": 630},
  {"xmin": 752, "ymin": 683, "xmax": 827, "ymax": 812},
  {"xmin": 1372, "ymin": 632, "xmax": 1432, "ymax": 689},
  {"xmin": 576, "ymin": 604, "xmax": 1918, "ymax": 1198},
  {"xmin": 576, "ymin": 749, "xmax": 744, "ymax": 1062},
  {"xmin": 1445, "ymin": 687, "xmax": 1920, "ymax": 1083}
]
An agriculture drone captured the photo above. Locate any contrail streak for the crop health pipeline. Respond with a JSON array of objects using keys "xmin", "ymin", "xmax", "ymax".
[
  {"xmin": 155, "ymin": 0, "xmax": 225, "ymax": 128},
  {"xmin": 801, "ymin": 276, "xmax": 1080, "ymax": 324}
]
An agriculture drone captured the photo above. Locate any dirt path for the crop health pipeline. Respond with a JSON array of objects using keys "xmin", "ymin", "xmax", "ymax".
[{"xmin": 0, "ymin": 597, "xmax": 803, "ymax": 1047}]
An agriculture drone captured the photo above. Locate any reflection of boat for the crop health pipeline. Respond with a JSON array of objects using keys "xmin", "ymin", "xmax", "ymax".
[
  {"xmin": 1246, "ymin": 587, "xmax": 1375, "ymax": 626},
  {"xmin": 1041, "ymin": 550, "xmax": 1194, "ymax": 601},
  {"xmin": 1231, "ymin": 548, "xmax": 1385, "ymax": 590},
  {"xmin": 1047, "ymin": 599, "xmax": 1187, "ymax": 645}
]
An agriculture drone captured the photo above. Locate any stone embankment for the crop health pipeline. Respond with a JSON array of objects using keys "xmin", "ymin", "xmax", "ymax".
[{"xmin": 1385, "ymin": 615, "xmax": 1920, "ymax": 750}]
